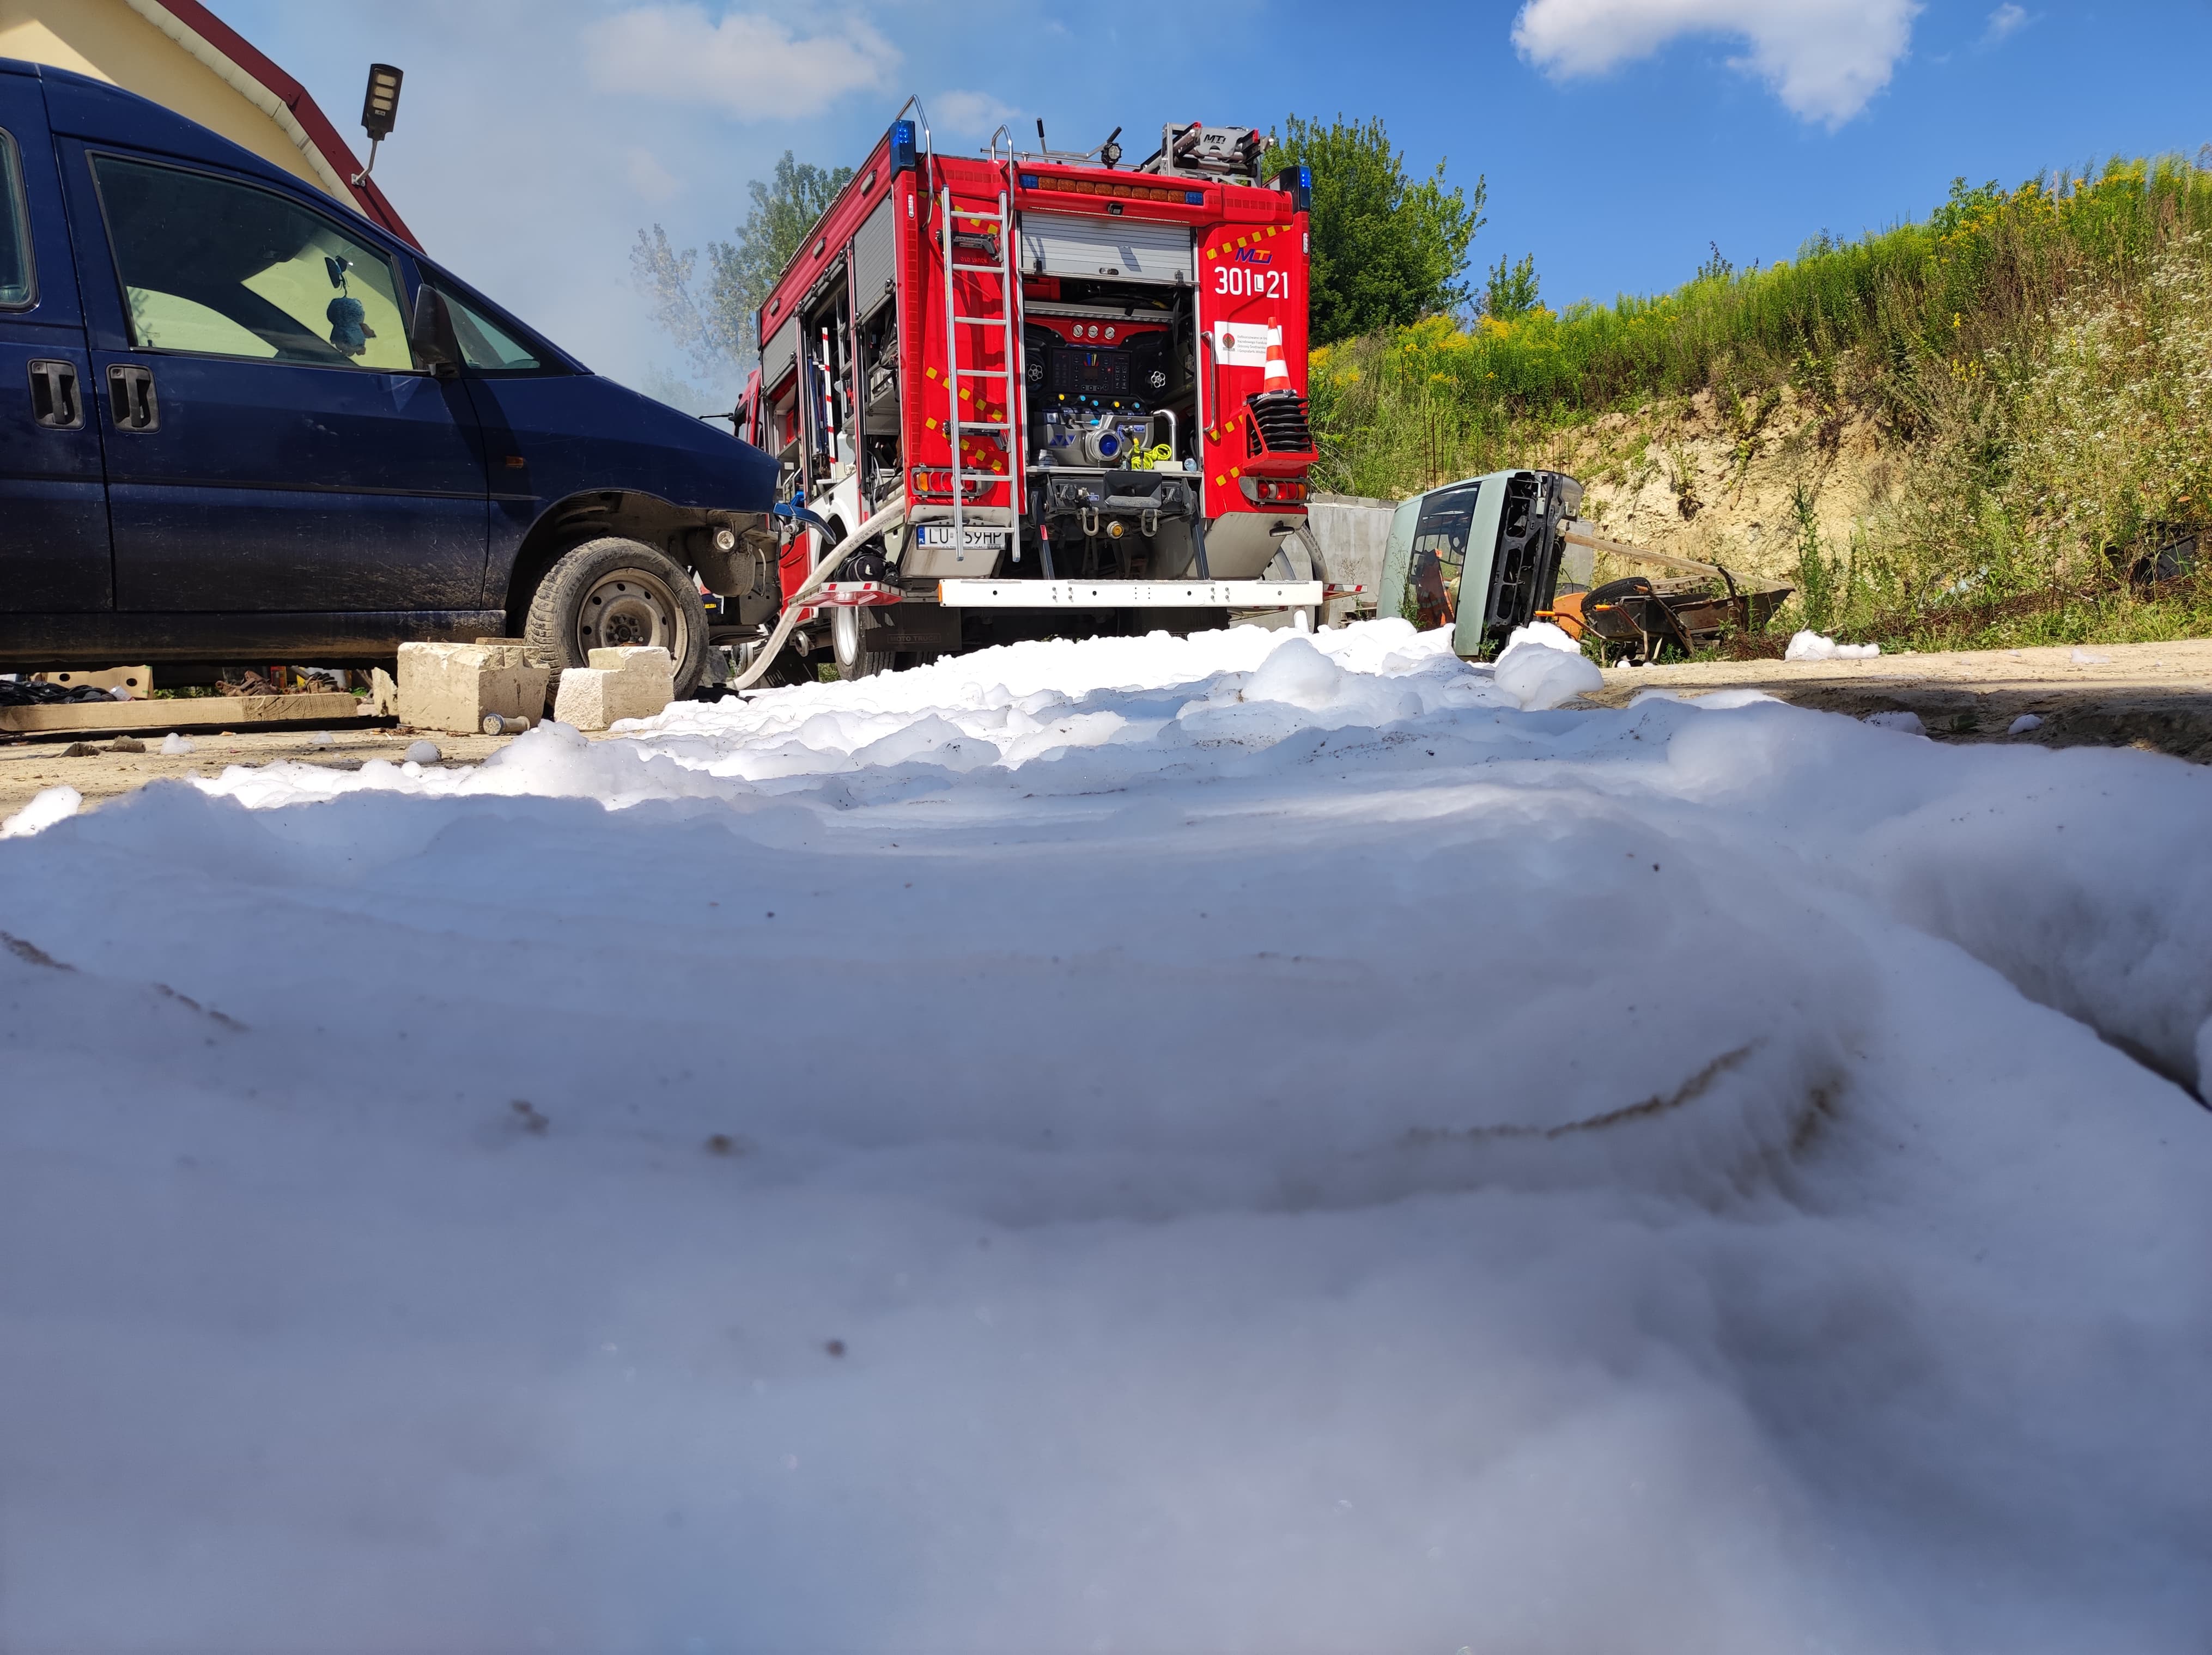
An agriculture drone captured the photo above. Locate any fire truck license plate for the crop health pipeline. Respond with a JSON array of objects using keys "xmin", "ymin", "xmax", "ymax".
[{"xmin": 916, "ymin": 526, "xmax": 1007, "ymax": 550}]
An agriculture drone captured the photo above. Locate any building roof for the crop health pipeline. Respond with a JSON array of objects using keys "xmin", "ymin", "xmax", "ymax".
[
  {"xmin": 137, "ymin": 0, "xmax": 415, "ymax": 245},
  {"xmin": 0, "ymin": 0, "xmax": 416, "ymax": 246}
]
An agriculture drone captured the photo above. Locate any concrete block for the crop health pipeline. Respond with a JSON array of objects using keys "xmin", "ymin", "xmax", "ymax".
[
  {"xmin": 553, "ymin": 647, "xmax": 676, "ymax": 732},
  {"xmin": 394, "ymin": 641, "xmax": 552, "ymax": 734},
  {"xmin": 1308, "ymin": 492, "xmax": 1395, "ymax": 624}
]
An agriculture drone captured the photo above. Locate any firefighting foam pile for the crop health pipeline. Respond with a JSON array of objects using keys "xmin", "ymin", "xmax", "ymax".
[{"xmin": 2, "ymin": 618, "xmax": 2209, "ymax": 1652}]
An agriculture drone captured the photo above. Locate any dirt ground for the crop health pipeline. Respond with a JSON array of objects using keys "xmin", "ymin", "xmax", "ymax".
[
  {"xmin": 0, "ymin": 723, "xmax": 518, "ymax": 818},
  {"xmin": 1587, "ymin": 636, "xmax": 2212, "ymax": 762},
  {"xmin": 6, "ymin": 637, "xmax": 2210, "ymax": 821},
  {"xmin": 1533, "ymin": 385, "xmax": 1892, "ymax": 589}
]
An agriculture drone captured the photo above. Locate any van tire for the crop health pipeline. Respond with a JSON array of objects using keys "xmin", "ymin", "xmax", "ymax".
[{"xmin": 525, "ymin": 537, "xmax": 709, "ymax": 696}]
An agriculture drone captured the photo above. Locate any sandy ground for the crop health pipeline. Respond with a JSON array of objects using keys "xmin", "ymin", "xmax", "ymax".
[
  {"xmin": 7, "ymin": 636, "xmax": 2210, "ymax": 820},
  {"xmin": 0, "ymin": 723, "xmax": 518, "ymax": 818},
  {"xmin": 1531, "ymin": 385, "xmax": 1892, "ymax": 588},
  {"xmin": 1589, "ymin": 637, "xmax": 2212, "ymax": 761}
]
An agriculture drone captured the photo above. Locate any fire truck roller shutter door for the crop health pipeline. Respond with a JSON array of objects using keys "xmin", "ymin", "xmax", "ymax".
[
  {"xmin": 764, "ymin": 316, "xmax": 800, "ymax": 394},
  {"xmin": 1018, "ymin": 213, "xmax": 1194, "ymax": 284},
  {"xmin": 851, "ymin": 196, "xmax": 897, "ymax": 321}
]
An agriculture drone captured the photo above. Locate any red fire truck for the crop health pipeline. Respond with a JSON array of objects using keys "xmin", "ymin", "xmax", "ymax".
[{"xmin": 731, "ymin": 107, "xmax": 1329, "ymax": 680}]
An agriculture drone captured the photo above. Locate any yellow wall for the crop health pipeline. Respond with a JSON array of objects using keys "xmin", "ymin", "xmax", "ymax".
[{"xmin": 0, "ymin": 0, "xmax": 335, "ymax": 198}]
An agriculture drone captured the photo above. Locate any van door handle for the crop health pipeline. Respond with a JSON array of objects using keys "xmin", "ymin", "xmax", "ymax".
[
  {"xmin": 107, "ymin": 363, "xmax": 159, "ymax": 432},
  {"xmin": 27, "ymin": 360, "xmax": 84, "ymax": 430}
]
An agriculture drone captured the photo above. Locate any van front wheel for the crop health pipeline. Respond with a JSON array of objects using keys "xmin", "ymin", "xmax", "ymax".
[{"xmin": 525, "ymin": 536, "xmax": 709, "ymax": 696}]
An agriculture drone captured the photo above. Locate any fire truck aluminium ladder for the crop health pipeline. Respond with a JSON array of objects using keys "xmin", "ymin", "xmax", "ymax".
[{"xmin": 939, "ymin": 167, "xmax": 1020, "ymax": 554}]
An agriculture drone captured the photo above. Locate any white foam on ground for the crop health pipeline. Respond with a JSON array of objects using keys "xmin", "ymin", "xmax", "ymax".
[
  {"xmin": 2, "ymin": 618, "xmax": 2207, "ymax": 1652},
  {"xmin": 1785, "ymin": 629, "xmax": 1881, "ymax": 661},
  {"xmin": 1492, "ymin": 619, "xmax": 1605, "ymax": 709},
  {"xmin": 1862, "ymin": 709, "xmax": 1927, "ymax": 734},
  {"xmin": 0, "ymin": 783, "xmax": 81, "ymax": 838}
]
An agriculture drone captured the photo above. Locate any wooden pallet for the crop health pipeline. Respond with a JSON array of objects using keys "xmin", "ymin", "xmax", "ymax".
[{"xmin": 0, "ymin": 691, "xmax": 365, "ymax": 737}]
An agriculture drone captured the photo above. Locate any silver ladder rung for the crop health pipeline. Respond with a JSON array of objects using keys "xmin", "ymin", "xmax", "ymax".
[{"xmin": 943, "ymin": 180, "xmax": 1023, "ymax": 535}]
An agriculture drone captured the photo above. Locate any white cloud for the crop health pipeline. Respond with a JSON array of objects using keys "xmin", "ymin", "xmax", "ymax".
[
  {"xmin": 934, "ymin": 90, "xmax": 1020, "ymax": 141},
  {"xmin": 623, "ymin": 145, "xmax": 681, "ymax": 202},
  {"xmin": 1982, "ymin": 3, "xmax": 2028, "ymax": 45},
  {"xmin": 1513, "ymin": 0, "xmax": 1922, "ymax": 127},
  {"xmin": 582, "ymin": 4, "xmax": 899, "ymax": 118}
]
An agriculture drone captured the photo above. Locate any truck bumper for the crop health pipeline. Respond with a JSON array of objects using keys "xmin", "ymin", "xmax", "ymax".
[{"xmin": 937, "ymin": 580, "xmax": 1324, "ymax": 609}]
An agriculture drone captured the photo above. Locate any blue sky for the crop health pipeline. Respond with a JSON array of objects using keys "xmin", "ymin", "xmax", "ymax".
[{"xmin": 217, "ymin": 0, "xmax": 2212, "ymax": 403}]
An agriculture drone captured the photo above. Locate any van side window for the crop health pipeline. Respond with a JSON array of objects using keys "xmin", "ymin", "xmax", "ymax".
[
  {"xmin": 433, "ymin": 285, "xmax": 542, "ymax": 373},
  {"xmin": 0, "ymin": 129, "xmax": 32, "ymax": 309},
  {"xmin": 90, "ymin": 155, "xmax": 411, "ymax": 370}
]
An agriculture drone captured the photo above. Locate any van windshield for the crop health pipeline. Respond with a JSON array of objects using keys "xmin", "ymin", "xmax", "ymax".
[
  {"xmin": 91, "ymin": 155, "xmax": 410, "ymax": 370},
  {"xmin": 1404, "ymin": 481, "xmax": 1479, "ymax": 630},
  {"xmin": 0, "ymin": 129, "xmax": 31, "ymax": 308}
]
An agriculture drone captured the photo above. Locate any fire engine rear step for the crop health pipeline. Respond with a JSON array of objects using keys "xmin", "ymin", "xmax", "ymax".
[{"xmin": 938, "ymin": 580, "xmax": 1323, "ymax": 609}]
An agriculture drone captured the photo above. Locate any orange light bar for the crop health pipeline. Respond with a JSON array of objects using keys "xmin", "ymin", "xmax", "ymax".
[{"xmin": 1028, "ymin": 176, "xmax": 1187, "ymax": 205}]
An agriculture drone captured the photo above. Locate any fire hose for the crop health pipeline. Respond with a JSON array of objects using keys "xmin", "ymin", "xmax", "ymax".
[{"xmin": 724, "ymin": 492, "xmax": 909, "ymax": 693}]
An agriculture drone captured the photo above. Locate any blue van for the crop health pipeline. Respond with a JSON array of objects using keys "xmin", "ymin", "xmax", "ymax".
[{"xmin": 0, "ymin": 59, "xmax": 777, "ymax": 693}]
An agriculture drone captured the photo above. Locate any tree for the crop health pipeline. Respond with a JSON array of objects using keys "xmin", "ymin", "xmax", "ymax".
[
  {"xmin": 630, "ymin": 226, "xmax": 738, "ymax": 381},
  {"xmin": 1269, "ymin": 114, "xmax": 1485, "ymax": 345},
  {"xmin": 633, "ymin": 151, "xmax": 855, "ymax": 379},
  {"xmin": 1482, "ymin": 252, "xmax": 1542, "ymax": 320}
]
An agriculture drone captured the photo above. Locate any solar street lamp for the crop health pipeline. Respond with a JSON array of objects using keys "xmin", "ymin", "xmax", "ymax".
[{"xmin": 353, "ymin": 63, "xmax": 403, "ymax": 185}]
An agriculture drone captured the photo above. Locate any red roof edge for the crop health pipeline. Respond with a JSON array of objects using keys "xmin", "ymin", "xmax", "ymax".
[{"xmin": 157, "ymin": 0, "xmax": 420, "ymax": 250}]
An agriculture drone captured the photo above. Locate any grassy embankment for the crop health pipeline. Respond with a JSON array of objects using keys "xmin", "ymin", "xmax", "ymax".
[{"xmin": 1309, "ymin": 157, "xmax": 2212, "ymax": 653}]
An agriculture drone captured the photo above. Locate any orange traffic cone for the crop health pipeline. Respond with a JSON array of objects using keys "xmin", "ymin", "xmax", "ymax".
[{"xmin": 1262, "ymin": 323, "xmax": 1290, "ymax": 391}]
